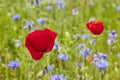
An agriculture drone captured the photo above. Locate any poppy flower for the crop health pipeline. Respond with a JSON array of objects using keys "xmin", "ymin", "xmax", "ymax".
[
  {"xmin": 25, "ymin": 28, "xmax": 57, "ymax": 60},
  {"xmin": 86, "ymin": 20, "xmax": 104, "ymax": 35}
]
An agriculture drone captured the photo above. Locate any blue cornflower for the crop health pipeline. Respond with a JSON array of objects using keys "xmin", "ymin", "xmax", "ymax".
[
  {"xmin": 24, "ymin": 20, "xmax": 34, "ymax": 29},
  {"xmin": 46, "ymin": 5, "xmax": 53, "ymax": 11},
  {"xmin": 94, "ymin": 59, "xmax": 109, "ymax": 71},
  {"xmin": 37, "ymin": 18, "xmax": 45, "ymax": 25},
  {"xmin": 43, "ymin": 65, "xmax": 54, "ymax": 74},
  {"xmin": 78, "ymin": 44, "xmax": 86, "ymax": 49},
  {"xmin": 90, "ymin": 38, "xmax": 96, "ymax": 45},
  {"xmin": 72, "ymin": 8, "xmax": 78, "ymax": 15},
  {"xmin": 48, "ymin": 65, "xmax": 54, "ymax": 72},
  {"xmin": 79, "ymin": 48, "xmax": 92, "ymax": 57},
  {"xmin": 93, "ymin": 53, "xmax": 108, "ymax": 61},
  {"xmin": 53, "ymin": 42, "xmax": 60, "ymax": 50},
  {"xmin": 74, "ymin": 34, "xmax": 81, "ymax": 39},
  {"xmin": 51, "ymin": 74, "xmax": 67, "ymax": 80},
  {"xmin": 58, "ymin": 54, "xmax": 69, "ymax": 61},
  {"xmin": 116, "ymin": 6, "xmax": 120, "ymax": 11},
  {"xmin": 57, "ymin": 1, "xmax": 66, "ymax": 9},
  {"xmin": 108, "ymin": 30, "xmax": 117, "ymax": 39},
  {"xmin": 81, "ymin": 34, "xmax": 90, "ymax": 40},
  {"xmin": 107, "ymin": 39, "xmax": 115, "ymax": 45},
  {"xmin": 117, "ymin": 53, "xmax": 120, "ymax": 58},
  {"xmin": 34, "ymin": 0, "xmax": 41, "ymax": 6},
  {"xmin": 12, "ymin": 14, "xmax": 20, "ymax": 20},
  {"xmin": 8, "ymin": 61, "xmax": 20, "ymax": 69}
]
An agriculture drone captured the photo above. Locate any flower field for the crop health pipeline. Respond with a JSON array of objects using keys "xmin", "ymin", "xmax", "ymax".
[{"xmin": 0, "ymin": 0, "xmax": 120, "ymax": 80}]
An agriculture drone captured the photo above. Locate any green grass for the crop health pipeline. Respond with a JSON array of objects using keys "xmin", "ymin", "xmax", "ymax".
[{"xmin": 0, "ymin": 0, "xmax": 120, "ymax": 80}]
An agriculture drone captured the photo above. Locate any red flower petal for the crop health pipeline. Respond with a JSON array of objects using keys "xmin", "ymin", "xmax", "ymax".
[
  {"xmin": 25, "ymin": 28, "xmax": 57, "ymax": 60},
  {"xmin": 86, "ymin": 21, "xmax": 104, "ymax": 35}
]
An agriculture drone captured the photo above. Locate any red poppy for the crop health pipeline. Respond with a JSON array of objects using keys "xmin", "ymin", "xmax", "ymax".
[
  {"xmin": 86, "ymin": 20, "xmax": 104, "ymax": 35},
  {"xmin": 25, "ymin": 28, "xmax": 57, "ymax": 60}
]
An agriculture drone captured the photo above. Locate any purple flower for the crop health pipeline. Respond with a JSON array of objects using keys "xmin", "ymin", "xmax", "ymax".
[
  {"xmin": 116, "ymin": 6, "xmax": 120, "ymax": 11},
  {"xmin": 8, "ymin": 61, "xmax": 20, "ymax": 69},
  {"xmin": 43, "ymin": 65, "xmax": 54, "ymax": 74},
  {"xmin": 79, "ymin": 48, "xmax": 92, "ymax": 57},
  {"xmin": 37, "ymin": 18, "xmax": 45, "ymax": 25},
  {"xmin": 93, "ymin": 53, "xmax": 108, "ymax": 61},
  {"xmin": 90, "ymin": 38, "xmax": 96, "ymax": 45},
  {"xmin": 72, "ymin": 8, "xmax": 78, "ymax": 15},
  {"xmin": 78, "ymin": 44, "xmax": 86, "ymax": 49},
  {"xmin": 34, "ymin": 0, "xmax": 41, "ymax": 6},
  {"xmin": 53, "ymin": 42, "xmax": 60, "ymax": 50},
  {"xmin": 46, "ymin": 5, "xmax": 53, "ymax": 11},
  {"xmin": 74, "ymin": 34, "xmax": 81, "ymax": 39},
  {"xmin": 24, "ymin": 20, "xmax": 34, "ymax": 29},
  {"xmin": 51, "ymin": 74, "xmax": 67, "ymax": 80},
  {"xmin": 108, "ymin": 30, "xmax": 117, "ymax": 39},
  {"xmin": 81, "ymin": 34, "xmax": 90, "ymax": 40},
  {"xmin": 117, "ymin": 53, "xmax": 120, "ymax": 58},
  {"xmin": 107, "ymin": 39, "xmax": 115, "ymax": 45},
  {"xmin": 58, "ymin": 54, "xmax": 69, "ymax": 61},
  {"xmin": 48, "ymin": 65, "xmax": 54, "ymax": 72},
  {"xmin": 57, "ymin": 1, "xmax": 66, "ymax": 9},
  {"xmin": 12, "ymin": 14, "xmax": 20, "ymax": 20},
  {"xmin": 94, "ymin": 59, "xmax": 109, "ymax": 71}
]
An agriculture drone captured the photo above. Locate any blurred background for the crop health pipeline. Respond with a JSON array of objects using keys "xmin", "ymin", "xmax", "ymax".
[{"xmin": 0, "ymin": 0, "xmax": 120, "ymax": 80}]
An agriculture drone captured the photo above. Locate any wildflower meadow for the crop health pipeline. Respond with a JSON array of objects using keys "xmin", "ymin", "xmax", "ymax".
[{"xmin": 0, "ymin": 0, "xmax": 120, "ymax": 80}]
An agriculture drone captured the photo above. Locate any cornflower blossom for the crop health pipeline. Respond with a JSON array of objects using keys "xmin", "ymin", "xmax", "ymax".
[
  {"xmin": 53, "ymin": 42, "xmax": 60, "ymax": 50},
  {"xmin": 94, "ymin": 59, "xmax": 109, "ymax": 72},
  {"xmin": 74, "ymin": 34, "xmax": 81, "ymax": 39},
  {"xmin": 72, "ymin": 8, "xmax": 78, "ymax": 15},
  {"xmin": 78, "ymin": 44, "xmax": 86, "ymax": 49},
  {"xmin": 107, "ymin": 39, "xmax": 115, "ymax": 45},
  {"xmin": 108, "ymin": 30, "xmax": 117, "ymax": 39},
  {"xmin": 92, "ymin": 53, "xmax": 109, "ymax": 72},
  {"xmin": 107, "ymin": 30, "xmax": 117, "ymax": 45},
  {"xmin": 34, "ymin": 0, "xmax": 41, "ymax": 6},
  {"xmin": 46, "ymin": 5, "xmax": 53, "ymax": 11},
  {"xmin": 79, "ymin": 48, "xmax": 92, "ymax": 58},
  {"xmin": 24, "ymin": 20, "xmax": 34, "ymax": 29},
  {"xmin": 43, "ymin": 65, "xmax": 54, "ymax": 74},
  {"xmin": 58, "ymin": 54, "xmax": 69, "ymax": 61},
  {"xmin": 8, "ymin": 61, "xmax": 20, "ymax": 69},
  {"xmin": 116, "ymin": 6, "xmax": 120, "ymax": 11},
  {"xmin": 12, "ymin": 14, "xmax": 20, "ymax": 20},
  {"xmin": 117, "ymin": 53, "xmax": 120, "ymax": 58},
  {"xmin": 37, "ymin": 18, "xmax": 45, "ymax": 25},
  {"xmin": 51, "ymin": 74, "xmax": 67, "ymax": 80},
  {"xmin": 81, "ymin": 34, "xmax": 90, "ymax": 40},
  {"xmin": 90, "ymin": 38, "xmax": 96, "ymax": 45},
  {"xmin": 57, "ymin": 1, "xmax": 66, "ymax": 9},
  {"xmin": 93, "ymin": 53, "xmax": 108, "ymax": 61}
]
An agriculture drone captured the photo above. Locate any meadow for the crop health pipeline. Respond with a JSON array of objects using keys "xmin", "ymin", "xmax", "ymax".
[{"xmin": 0, "ymin": 0, "xmax": 120, "ymax": 80}]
